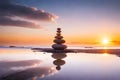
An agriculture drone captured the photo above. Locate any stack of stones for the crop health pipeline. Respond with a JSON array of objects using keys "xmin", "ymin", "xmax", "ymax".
[{"xmin": 52, "ymin": 28, "xmax": 67, "ymax": 50}]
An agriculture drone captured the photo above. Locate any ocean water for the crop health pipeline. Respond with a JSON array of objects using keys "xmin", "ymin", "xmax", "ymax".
[{"xmin": 0, "ymin": 47, "xmax": 120, "ymax": 80}]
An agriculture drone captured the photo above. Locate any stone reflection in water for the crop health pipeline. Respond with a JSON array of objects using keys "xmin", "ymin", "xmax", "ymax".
[{"xmin": 51, "ymin": 53, "xmax": 67, "ymax": 70}]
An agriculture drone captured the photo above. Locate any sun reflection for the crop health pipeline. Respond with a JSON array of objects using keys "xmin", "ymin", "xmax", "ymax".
[
  {"xmin": 102, "ymin": 53, "xmax": 109, "ymax": 57},
  {"xmin": 103, "ymin": 46, "xmax": 108, "ymax": 49}
]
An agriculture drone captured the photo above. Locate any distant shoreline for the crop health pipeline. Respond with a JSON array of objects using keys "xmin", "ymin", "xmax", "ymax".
[{"xmin": 31, "ymin": 48, "xmax": 120, "ymax": 54}]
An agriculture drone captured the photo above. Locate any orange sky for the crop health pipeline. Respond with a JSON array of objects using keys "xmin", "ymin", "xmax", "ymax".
[{"xmin": 0, "ymin": 26, "xmax": 120, "ymax": 46}]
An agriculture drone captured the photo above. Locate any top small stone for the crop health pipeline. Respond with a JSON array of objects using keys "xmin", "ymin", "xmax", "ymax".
[{"xmin": 57, "ymin": 28, "xmax": 61, "ymax": 31}]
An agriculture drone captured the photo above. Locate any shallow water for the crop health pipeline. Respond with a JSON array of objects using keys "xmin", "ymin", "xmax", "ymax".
[{"xmin": 0, "ymin": 48, "xmax": 120, "ymax": 80}]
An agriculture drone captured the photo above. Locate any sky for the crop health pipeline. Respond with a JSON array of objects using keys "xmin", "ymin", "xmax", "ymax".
[{"xmin": 0, "ymin": 0, "xmax": 120, "ymax": 46}]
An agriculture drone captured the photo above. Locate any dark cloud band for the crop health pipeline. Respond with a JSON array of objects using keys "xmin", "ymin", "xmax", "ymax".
[
  {"xmin": 0, "ymin": 16, "xmax": 41, "ymax": 29},
  {"xmin": 0, "ymin": 0, "xmax": 58, "ymax": 29}
]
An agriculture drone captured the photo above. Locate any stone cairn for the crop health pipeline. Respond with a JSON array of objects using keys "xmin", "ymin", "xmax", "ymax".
[{"xmin": 52, "ymin": 28, "xmax": 67, "ymax": 50}]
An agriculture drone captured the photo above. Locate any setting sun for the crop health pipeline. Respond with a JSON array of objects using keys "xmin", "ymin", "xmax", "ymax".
[{"xmin": 102, "ymin": 38, "xmax": 109, "ymax": 45}]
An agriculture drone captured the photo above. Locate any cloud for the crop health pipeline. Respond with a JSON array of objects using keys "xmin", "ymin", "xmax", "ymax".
[
  {"xmin": 0, "ymin": 0, "xmax": 58, "ymax": 29},
  {"xmin": 0, "ymin": 60, "xmax": 42, "ymax": 76},
  {"xmin": 0, "ymin": 60, "xmax": 41, "ymax": 68},
  {"xmin": 0, "ymin": 16, "xmax": 41, "ymax": 29},
  {"xmin": 0, "ymin": 60, "xmax": 57, "ymax": 80},
  {"xmin": 0, "ymin": 67, "xmax": 57, "ymax": 80}
]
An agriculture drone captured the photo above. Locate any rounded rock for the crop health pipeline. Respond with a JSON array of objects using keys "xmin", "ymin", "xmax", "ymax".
[
  {"xmin": 52, "ymin": 44, "xmax": 67, "ymax": 50},
  {"xmin": 56, "ymin": 33, "xmax": 61, "ymax": 36},
  {"xmin": 54, "ymin": 39, "xmax": 65, "ymax": 44},
  {"xmin": 53, "ymin": 59, "xmax": 65, "ymax": 66},
  {"xmin": 55, "ymin": 36, "xmax": 63, "ymax": 39},
  {"xmin": 52, "ymin": 54, "xmax": 67, "ymax": 59},
  {"xmin": 57, "ymin": 30, "xmax": 61, "ymax": 33},
  {"xmin": 57, "ymin": 28, "xmax": 61, "ymax": 30}
]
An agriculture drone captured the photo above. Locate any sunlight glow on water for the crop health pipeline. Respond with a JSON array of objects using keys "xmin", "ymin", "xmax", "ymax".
[{"xmin": 0, "ymin": 48, "xmax": 120, "ymax": 80}]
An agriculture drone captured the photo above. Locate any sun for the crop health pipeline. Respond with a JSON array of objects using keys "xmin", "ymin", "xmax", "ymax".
[{"xmin": 102, "ymin": 38, "xmax": 109, "ymax": 45}]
